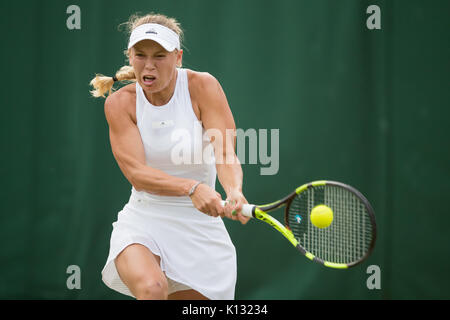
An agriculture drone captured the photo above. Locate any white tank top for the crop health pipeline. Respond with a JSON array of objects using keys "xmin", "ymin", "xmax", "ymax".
[{"xmin": 131, "ymin": 68, "xmax": 217, "ymax": 206}]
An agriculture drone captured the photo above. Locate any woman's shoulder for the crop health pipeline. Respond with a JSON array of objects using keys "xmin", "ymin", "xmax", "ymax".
[
  {"xmin": 104, "ymin": 82, "xmax": 137, "ymax": 123},
  {"xmin": 186, "ymin": 69, "xmax": 221, "ymax": 99},
  {"xmin": 108, "ymin": 82, "xmax": 136, "ymax": 102},
  {"xmin": 186, "ymin": 69, "xmax": 218, "ymax": 87}
]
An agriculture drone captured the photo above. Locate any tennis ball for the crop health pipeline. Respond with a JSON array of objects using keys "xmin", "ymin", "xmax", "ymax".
[{"xmin": 310, "ymin": 204, "xmax": 333, "ymax": 229}]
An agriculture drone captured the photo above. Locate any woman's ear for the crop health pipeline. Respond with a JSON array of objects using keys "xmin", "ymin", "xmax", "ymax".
[
  {"xmin": 128, "ymin": 48, "xmax": 134, "ymax": 66},
  {"xmin": 176, "ymin": 49, "xmax": 183, "ymax": 68}
]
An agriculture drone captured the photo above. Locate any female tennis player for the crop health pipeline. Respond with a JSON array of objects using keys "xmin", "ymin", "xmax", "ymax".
[{"xmin": 90, "ymin": 13, "xmax": 249, "ymax": 300}]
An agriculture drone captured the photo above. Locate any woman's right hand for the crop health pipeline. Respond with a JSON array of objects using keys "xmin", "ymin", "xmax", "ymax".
[{"xmin": 189, "ymin": 183, "xmax": 224, "ymax": 217}]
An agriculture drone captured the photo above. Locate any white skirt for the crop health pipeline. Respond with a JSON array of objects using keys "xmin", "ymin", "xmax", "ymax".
[{"xmin": 101, "ymin": 191, "xmax": 237, "ymax": 300}]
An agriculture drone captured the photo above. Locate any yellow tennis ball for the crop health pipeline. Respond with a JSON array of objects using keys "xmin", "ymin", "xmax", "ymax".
[{"xmin": 310, "ymin": 204, "xmax": 334, "ymax": 228}]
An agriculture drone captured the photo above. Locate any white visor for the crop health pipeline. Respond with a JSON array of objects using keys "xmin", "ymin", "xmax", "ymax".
[{"xmin": 128, "ymin": 23, "xmax": 180, "ymax": 52}]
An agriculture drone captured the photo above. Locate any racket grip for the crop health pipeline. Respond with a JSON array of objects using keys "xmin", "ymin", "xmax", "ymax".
[{"xmin": 220, "ymin": 200, "xmax": 254, "ymax": 218}]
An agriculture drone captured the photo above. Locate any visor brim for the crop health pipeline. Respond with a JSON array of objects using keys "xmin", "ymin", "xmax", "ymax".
[{"xmin": 128, "ymin": 35, "xmax": 177, "ymax": 52}]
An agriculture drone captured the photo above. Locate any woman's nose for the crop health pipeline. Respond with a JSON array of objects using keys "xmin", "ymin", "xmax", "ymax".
[{"xmin": 145, "ymin": 58, "xmax": 156, "ymax": 69}]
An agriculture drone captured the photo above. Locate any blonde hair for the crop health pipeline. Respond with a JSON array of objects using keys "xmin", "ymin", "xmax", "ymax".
[{"xmin": 90, "ymin": 13, "xmax": 184, "ymax": 98}]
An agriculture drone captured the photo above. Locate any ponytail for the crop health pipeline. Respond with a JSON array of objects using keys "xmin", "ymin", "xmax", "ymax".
[{"xmin": 89, "ymin": 65, "xmax": 136, "ymax": 98}]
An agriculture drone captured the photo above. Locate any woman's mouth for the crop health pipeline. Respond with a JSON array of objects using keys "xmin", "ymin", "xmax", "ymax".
[{"xmin": 143, "ymin": 75, "xmax": 156, "ymax": 85}]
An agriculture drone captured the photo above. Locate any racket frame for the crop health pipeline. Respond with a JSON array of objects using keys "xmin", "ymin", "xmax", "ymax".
[{"xmin": 248, "ymin": 180, "xmax": 377, "ymax": 269}]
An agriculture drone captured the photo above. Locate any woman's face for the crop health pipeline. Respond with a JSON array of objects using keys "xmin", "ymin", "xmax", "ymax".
[{"xmin": 130, "ymin": 39, "xmax": 182, "ymax": 93}]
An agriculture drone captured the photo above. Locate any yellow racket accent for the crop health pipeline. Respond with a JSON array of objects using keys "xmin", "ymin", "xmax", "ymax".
[
  {"xmin": 295, "ymin": 181, "xmax": 327, "ymax": 195},
  {"xmin": 305, "ymin": 252, "xmax": 348, "ymax": 269},
  {"xmin": 311, "ymin": 180, "xmax": 327, "ymax": 187},
  {"xmin": 254, "ymin": 208, "xmax": 299, "ymax": 247},
  {"xmin": 324, "ymin": 262, "xmax": 348, "ymax": 269},
  {"xmin": 305, "ymin": 252, "xmax": 315, "ymax": 260},
  {"xmin": 295, "ymin": 183, "xmax": 309, "ymax": 194}
]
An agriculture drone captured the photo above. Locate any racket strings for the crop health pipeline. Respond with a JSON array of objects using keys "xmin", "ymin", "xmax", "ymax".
[{"xmin": 288, "ymin": 185, "xmax": 373, "ymax": 265}]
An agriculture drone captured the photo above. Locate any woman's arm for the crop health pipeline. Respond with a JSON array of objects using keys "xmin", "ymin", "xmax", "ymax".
[
  {"xmin": 104, "ymin": 91, "xmax": 197, "ymax": 196},
  {"xmin": 190, "ymin": 72, "xmax": 250, "ymax": 224},
  {"xmin": 105, "ymin": 88, "xmax": 227, "ymax": 218}
]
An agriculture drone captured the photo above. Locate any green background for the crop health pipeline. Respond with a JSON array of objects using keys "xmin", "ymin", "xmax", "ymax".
[{"xmin": 1, "ymin": 0, "xmax": 449, "ymax": 299}]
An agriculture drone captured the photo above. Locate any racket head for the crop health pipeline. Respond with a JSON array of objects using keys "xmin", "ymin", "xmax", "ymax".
[{"xmin": 284, "ymin": 180, "xmax": 377, "ymax": 269}]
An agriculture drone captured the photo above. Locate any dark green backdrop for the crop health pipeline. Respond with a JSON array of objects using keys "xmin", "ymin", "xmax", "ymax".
[{"xmin": 1, "ymin": 0, "xmax": 449, "ymax": 299}]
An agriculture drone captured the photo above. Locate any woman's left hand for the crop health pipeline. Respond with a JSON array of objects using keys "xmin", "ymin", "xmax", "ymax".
[{"xmin": 223, "ymin": 190, "xmax": 251, "ymax": 225}]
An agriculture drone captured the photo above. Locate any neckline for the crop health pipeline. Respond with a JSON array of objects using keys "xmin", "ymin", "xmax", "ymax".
[{"xmin": 139, "ymin": 68, "xmax": 180, "ymax": 108}]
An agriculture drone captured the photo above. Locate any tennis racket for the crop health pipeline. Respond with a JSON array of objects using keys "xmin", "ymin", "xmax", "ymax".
[{"xmin": 221, "ymin": 180, "xmax": 376, "ymax": 269}]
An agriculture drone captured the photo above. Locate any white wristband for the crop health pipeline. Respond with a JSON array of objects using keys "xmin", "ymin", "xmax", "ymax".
[{"xmin": 188, "ymin": 181, "xmax": 203, "ymax": 197}]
